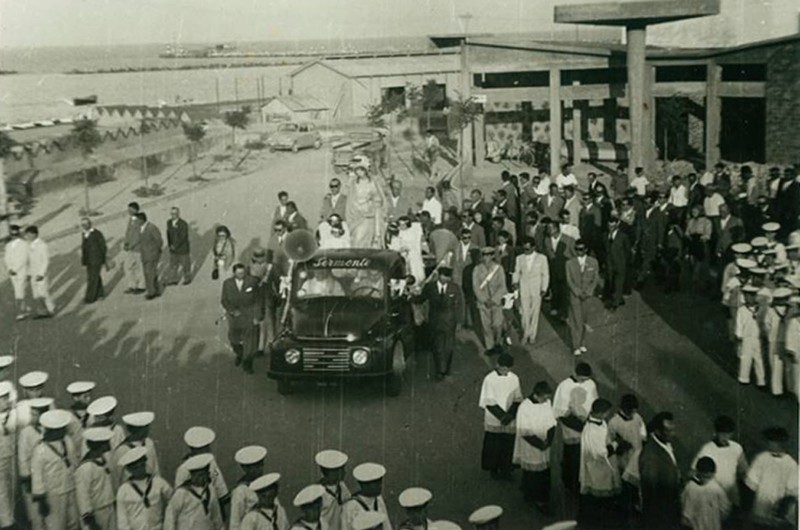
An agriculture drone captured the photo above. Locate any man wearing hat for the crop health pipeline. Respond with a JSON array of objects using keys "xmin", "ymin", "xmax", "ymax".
[
  {"xmin": 16, "ymin": 370, "xmax": 49, "ymax": 429},
  {"xmin": 723, "ymin": 258, "xmax": 755, "ymax": 341},
  {"xmin": 397, "ymin": 488, "xmax": 432, "ymax": 530},
  {"xmin": 745, "ymin": 426, "xmax": 798, "ymax": 529},
  {"xmin": 721, "ymin": 243, "xmax": 752, "ymax": 301},
  {"xmin": 467, "ymin": 505, "xmax": 502, "ymax": 529},
  {"xmin": 239, "ymin": 473, "xmax": 288, "ymax": 530},
  {"xmin": 75, "ymin": 427, "xmax": 115, "ymax": 530},
  {"xmin": 31, "ymin": 409, "xmax": 80, "ymax": 530},
  {"xmin": 762, "ymin": 222, "xmax": 788, "ymax": 264},
  {"xmin": 111, "ymin": 412, "xmax": 160, "ymax": 488},
  {"xmin": 479, "ymin": 354, "xmax": 522, "ymax": 481},
  {"xmin": 4, "ymin": 223, "xmax": 30, "ymax": 320},
  {"xmin": 341, "ymin": 464, "xmax": 391, "ymax": 530},
  {"xmin": 472, "ymin": 247, "xmax": 507, "ymax": 352},
  {"xmin": 18, "ymin": 397, "xmax": 53, "ymax": 530},
  {"xmin": 221, "ymin": 263, "xmax": 264, "ymax": 374},
  {"xmin": 116, "ymin": 447, "xmax": 173, "ymax": 530},
  {"xmin": 736, "ymin": 285, "xmax": 767, "ymax": 387},
  {"xmin": 762, "ymin": 287, "xmax": 793, "ymax": 397},
  {"xmin": 25, "ymin": 225, "xmax": 56, "ymax": 317},
  {"xmin": 0, "ymin": 356, "xmax": 18, "ymax": 405},
  {"xmin": 411, "ymin": 266, "xmax": 463, "ymax": 381},
  {"xmin": 0, "ymin": 382, "xmax": 18, "ymax": 529},
  {"xmin": 86, "ymin": 396, "xmax": 126, "ymax": 454},
  {"xmin": 316, "ymin": 450, "xmax": 351, "ymax": 530},
  {"xmin": 552, "ymin": 363, "xmax": 598, "ymax": 493},
  {"xmin": 229, "ymin": 445, "xmax": 268, "ymax": 530},
  {"xmin": 291, "ymin": 484, "xmax": 325, "ymax": 530},
  {"xmin": 164, "ymin": 454, "xmax": 224, "ymax": 530},
  {"xmin": 174, "ymin": 427, "xmax": 229, "ymax": 516},
  {"xmin": 65, "ymin": 381, "xmax": 95, "ymax": 454}
]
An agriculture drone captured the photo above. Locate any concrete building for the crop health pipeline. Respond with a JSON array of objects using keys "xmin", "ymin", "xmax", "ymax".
[{"xmin": 260, "ymin": 95, "xmax": 329, "ymax": 123}]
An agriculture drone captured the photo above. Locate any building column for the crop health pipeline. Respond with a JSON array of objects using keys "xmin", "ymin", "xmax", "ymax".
[
  {"xmin": 647, "ymin": 65, "xmax": 657, "ymax": 166},
  {"xmin": 572, "ymin": 99, "xmax": 582, "ymax": 167},
  {"xmin": 626, "ymin": 24, "xmax": 647, "ymax": 182},
  {"xmin": 460, "ymin": 39, "xmax": 474, "ymax": 167},
  {"xmin": 474, "ymin": 112, "xmax": 486, "ymax": 164},
  {"xmin": 705, "ymin": 60, "xmax": 722, "ymax": 170},
  {"xmin": 549, "ymin": 67, "xmax": 562, "ymax": 177}
]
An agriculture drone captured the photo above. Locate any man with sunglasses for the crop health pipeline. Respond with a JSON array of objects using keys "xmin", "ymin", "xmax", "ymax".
[
  {"xmin": 566, "ymin": 240, "xmax": 600, "ymax": 356},
  {"xmin": 321, "ymin": 178, "xmax": 348, "ymax": 222}
]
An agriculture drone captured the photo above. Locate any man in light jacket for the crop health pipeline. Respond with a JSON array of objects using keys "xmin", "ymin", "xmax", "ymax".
[
  {"xmin": 512, "ymin": 237, "xmax": 549, "ymax": 344},
  {"xmin": 4, "ymin": 224, "xmax": 30, "ymax": 319},
  {"xmin": 137, "ymin": 213, "xmax": 163, "ymax": 300},
  {"xmin": 25, "ymin": 225, "xmax": 55, "ymax": 318}
]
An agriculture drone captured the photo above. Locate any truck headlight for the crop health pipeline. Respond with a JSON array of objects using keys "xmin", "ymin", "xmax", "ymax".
[
  {"xmin": 351, "ymin": 348, "xmax": 369, "ymax": 366},
  {"xmin": 284, "ymin": 349, "xmax": 301, "ymax": 365}
]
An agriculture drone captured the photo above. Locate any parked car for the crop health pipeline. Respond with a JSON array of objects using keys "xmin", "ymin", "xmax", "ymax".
[
  {"xmin": 267, "ymin": 122, "xmax": 323, "ymax": 152},
  {"xmin": 331, "ymin": 128, "xmax": 385, "ymax": 173},
  {"xmin": 268, "ymin": 249, "xmax": 414, "ymax": 396}
]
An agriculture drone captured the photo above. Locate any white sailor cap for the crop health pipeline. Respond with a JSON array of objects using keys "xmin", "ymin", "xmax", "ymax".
[
  {"xmin": 772, "ymin": 287, "xmax": 793, "ymax": 300},
  {"xmin": 184, "ymin": 453, "xmax": 214, "ymax": 472},
  {"xmin": 235, "ymin": 445, "xmax": 267, "ymax": 466},
  {"xmin": 762, "ymin": 222, "xmax": 780, "ymax": 232},
  {"xmin": 39, "ymin": 409, "xmax": 72, "ymax": 430},
  {"xmin": 0, "ymin": 382, "xmax": 13, "ymax": 398},
  {"xmin": 122, "ymin": 411, "xmax": 155, "ymax": 428},
  {"xmin": 293, "ymin": 484, "xmax": 325, "ymax": 507},
  {"xmin": 29, "ymin": 397, "xmax": 54, "ymax": 410},
  {"xmin": 735, "ymin": 258, "xmax": 756, "ymax": 270},
  {"xmin": 184, "ymin": 426, "xmax": 215, "ymax": 448},
  {"xmin": 118, "ymin": 446, "xmax": 148, "ymax": 468},
  {"xmin": 87, "ymin": 396, "xmax": 117, "ymax": 416},
  {"xmin": 742, "ymin": 284, "xmax": 760, "ymax": 293},
  {"xmin": 315, "ymin": 449, "xmax": 348, "ymax": 469},
  {"xmin": 468, "ymin": 505, "xmax": 503, "ymax": 525},
  {"xmin": 353, "ymin": 512, "xmax": 387, "ymax": 530},
  {"xmin": 430, "ymin": 522, "xmax": 462, "ymax": 530},
  {"xmin": 83, "ymin": 427, "xmax": 114, "ymax": 443},
  {"xmin": 399, "ymin": 487, "xmax": 432, "ymax": 508},
  {"xmin": 19, "ymin": 371, "xmax": 48, "ymax": 388},
  {"xmin": 66, "ymin": 381, "xmax": 96, "ymax": 395},
  {"xmin": 0, "ymin": 356, "xmax": 14, "ymax": 369},
  {"xmin": 353, "ymin": 463, "xmax": 386, "ymax": 482},
  {"xmin": 750, "ymin": 236, "xmax": 768, "ymax": 248},
  {"xmin": 731, "ymin": 243, "xmax": 752, "ymax": 254},
  {"xmin": 249, "ymin": 472, "xmax": 281, "ymax": 492},
  {"xmin": 790, "ymin": 295, "xmax": 800, "ymax": 304},
  {"xmin": 542, "ymin": 522, "xmax": 578, "ymax": 530}
]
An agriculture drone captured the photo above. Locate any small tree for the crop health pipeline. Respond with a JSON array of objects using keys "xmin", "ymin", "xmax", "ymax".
[
  {"xmin": 0, "ymin": 132, "xmax": 17, "ymax": 231},
  {"xmin": 447, "ymin": 93, "xmax": 483, "ymax": 204},
  {"xmin": 223, "ymin": 109, "xmax": 249, "ymax": 147},
  {"xmin": 421, "ymin": 79, "xmax": 445, "ymax": 129},
  {"xmin": 139, "ymin": 118, "xmax": 152, "ymax": 187},
  {"xmin": 659, "ymin": 96, "xmax": 690, "ymax": 161},
  {"xmin": 182, "ymin": 122, "xmax": 207, "ymax": 179},
  {"xmin": 71, "ymin": 119, "xmax": 103, "ymax": 215}
]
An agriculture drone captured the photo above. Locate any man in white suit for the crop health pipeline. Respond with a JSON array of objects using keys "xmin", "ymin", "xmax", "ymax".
[
  {"xmin": 25, "ymin": 225, "xmax": 55, "ymax": 318},
  {"xmin": 4, "ymin": 224, "xmax": 30, "ymax": 320},
  {"xmin": 512, "ymin": 237, "xmax": 550, "ymax": 344}
]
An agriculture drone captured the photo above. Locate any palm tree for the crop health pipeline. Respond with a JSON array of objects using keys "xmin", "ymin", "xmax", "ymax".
[
  {"xmin": 71, "ymin": 119, "xmax": 103, "ymax": 215},
  {"xmin": 223, "ymin": 109, "xmax": 249, "ymax": 147},
  {"xmin": 182, "ymin": 122, "xmax": 206, "ymax": 179}
]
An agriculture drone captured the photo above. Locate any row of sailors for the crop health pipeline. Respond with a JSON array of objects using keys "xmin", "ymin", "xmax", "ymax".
[{"xmin": 0, "ymin": 369, "xmax": 510, "ymax": 530}]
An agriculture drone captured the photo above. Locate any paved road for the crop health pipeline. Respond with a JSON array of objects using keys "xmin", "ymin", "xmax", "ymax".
[{"xmin": 1, "ymin": 148, "xmax": 797, "ymax": 528}]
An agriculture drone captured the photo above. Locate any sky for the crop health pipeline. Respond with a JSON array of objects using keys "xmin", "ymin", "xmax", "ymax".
[{"xmin": 0, "ymin": 0, "xmax": 797, "ymax": 48}]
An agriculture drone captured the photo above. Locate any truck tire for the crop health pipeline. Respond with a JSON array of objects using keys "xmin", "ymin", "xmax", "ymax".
[{"xmin": 277, "ymin": 379, "xmax": 293, "ymax": 395}]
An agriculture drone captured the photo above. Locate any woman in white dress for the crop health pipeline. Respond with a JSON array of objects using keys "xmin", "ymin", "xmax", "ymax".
[{"xmin": 345, "ymin": 167, "xmax": 386, "ymax": 249}]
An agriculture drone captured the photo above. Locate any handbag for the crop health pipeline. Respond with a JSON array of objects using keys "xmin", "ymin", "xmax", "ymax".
[{"xmin": 211, "ymin": 267, "xmax": 219, "ymax": 280}]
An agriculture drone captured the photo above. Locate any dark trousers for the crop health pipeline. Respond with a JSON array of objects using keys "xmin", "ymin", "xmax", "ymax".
[
  {"xmin": 562, "ymin": 443, "xmax": 580, "ymax": 492},
  {"xmin": 605, "ymin": 266, "xmax": 626, "ymax": 307},
  {"xmin": 466, "ymin": 299, "xmax": 485, "ymax": 345},
  {"xmin": 550, "ymin": 273, "xmax": 568, "ymax": 317},
  {"xmin": 579, "ymin": 494, "xmax": 622, "ymax": 529},
  {"xmin": 432, "ymin": 325, "xmax": 455, "ymax": 375},
  {"xmin": 521, "ymin": 469, "xmax": 551, "ymax": 506},
  {"xmin": 166, "ymin": 252, "xmax": 192, "ymax": 284},
  {"xmin": 229, "ymin": 323, "xmax": 258, "ymax": 362},
  {"xmin": 481, "ymin": 432, "xmax": 515, "ymax": 475},
  {"xmin": 142, "ymin": 259, "xmax": 159, "ymax": 297},
  {"xmin": 84, "ymin": 264, "xmax": 104, "ymax": 303}
]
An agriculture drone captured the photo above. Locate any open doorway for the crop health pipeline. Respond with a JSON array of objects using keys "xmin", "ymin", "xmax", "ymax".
[{"xmin": 720, "ymin": 97, "xmax": 765, "ymax": 163}]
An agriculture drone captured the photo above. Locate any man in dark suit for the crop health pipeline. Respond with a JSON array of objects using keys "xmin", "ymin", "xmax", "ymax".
[
  {"xmin": 221, "ymin": 263, "xmax": 263, "ymax": 374},
  {"xmin": 639, "ymin": 412, "xmax": 682, "ymax": 530},
  {"xmin": 413, "ymin": 267, "xmax": 463, "ymax": 381},
  {"xmin": 136, "ymin": 212, "xmax": 163, "ymax": 300},
  {"xmin": 286, "ymin": 201, "xmax": 308, "ymax": 232},
  {"xmin": 565, "ymin": 240, "xmax": 599, "ymax": 355},
  {"xmin": 687, "ymin": 173, "xmax": 705, "ymax": 212},
  {"xmin": 714, "ymin": 202, "xmax": 744, "ymax": 259},
  {"xmin": 539, "ymin": 183, "xmax": 565, "ymax": 222},
  {"xmin": 543, "ymin": 220, "xmax": 576, "ymax": 320},
  {"xmin": 773, "ymin": 166, "xmax": 799, "ymax": 239},
  {"xmin": 320, "ymin": 178, "xmax": 348, "ymax": 221},
  {"xmin": 579, "ymin": 193, "xmax": 603, "ymax": 260},
  {"xmin": 605, "ymin": 216, "xmax": 631, "ymax": 310},
  {"xmin": 272, "ymin": 191, "xmax": 290, "ymax": 224},
  {"xmin": 638, "ymin": 193, "xmax": 668, "ymax": 287},
  {"xmin": 80, "ymin": 217, "xmax": 107, "ymax": 304},
  {"xmin": 266, "ymin": 220, "xmax": 290, "ymax": 276},
  {"xmin": 165, "ymin": 206, "xmax": 191, "ymax": 286}
]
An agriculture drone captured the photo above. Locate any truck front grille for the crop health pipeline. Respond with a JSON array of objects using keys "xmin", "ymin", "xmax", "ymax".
[{"xmin": 302, "ymin": 349, "xmax": 350, "ymax": 372}]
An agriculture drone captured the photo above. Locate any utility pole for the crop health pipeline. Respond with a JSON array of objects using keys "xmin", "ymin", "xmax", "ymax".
[
  {"xmin": 458, "ymin": 12, "xmax": 473, "ymax": 200},
  {"xmin": 215, "ymin": 78, "xmax": 221, "ymax": 114}
]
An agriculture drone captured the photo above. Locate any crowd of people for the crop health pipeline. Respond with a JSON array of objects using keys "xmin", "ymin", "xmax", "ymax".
[{"xmin": 0, "ymin": 362, "xmax": 510, "ymax": 530}]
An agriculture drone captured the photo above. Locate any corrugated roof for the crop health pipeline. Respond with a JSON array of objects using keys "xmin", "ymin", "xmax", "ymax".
[{"xmin": 292, "ymin": 55, "xmax": 461, "ymax": 79}]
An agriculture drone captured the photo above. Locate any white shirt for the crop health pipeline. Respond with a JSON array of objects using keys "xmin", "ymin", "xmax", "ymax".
[
  {"xmin": 556, "ymin": 173, "xmax": 578, "ymax": 189},
  {"xmin": 631, "ymin": 176, "xmax": 649, "ymax": 196},
  {"xmin": 27, "ymin": 238, "xmax": 49, "ymax": 277},
  {"xmin": 552, "ymin": 377, "xmax": 598, "ymax": 444},
  {"xmin": 681, "ymin": 479, "xmax": 730, "ymax": 530},
  {"xmin": 479, "ymin": 371, "xmax": 523, "ymax": 433},
  {"xmin": 703, "ymin": 193, "xmax": 726, "ymax": 217},
  {"xmin": 3, "ymin": 238, "xmax": 29, "ymax": 274},
  {"xmin": 422, "ymin": 197, "xmax": 442, "ymax": 224},
  {"xmin": 669, "ymin": 185, "xmax": 688, "ymax": 208},
  {"xmin": 700, "ymin": 171, "xmax": 715, "ymax": 187},
  {"xmin": 235, "ymin": 278, "xmax": 244, "ymax": 291},
  {"xmin": 534, "ymin": 176, "xmax": 552, "ymax": 196},
  {"xmin": 513, "ymin": 399, "xmax": 556, "ymax": 471},
  {"xmin": 578, "ymin": 256, "xmax": 587, "ymax": 270},
  {"xmin": 745, "ymin": 452, "xmax": 798, "ymax": 526}
]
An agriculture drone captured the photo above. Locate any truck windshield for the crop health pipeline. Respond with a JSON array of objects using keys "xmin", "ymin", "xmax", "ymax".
[{"xmin": 294, "ymin": 267, "xmax": 385, "ymax": 300}]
